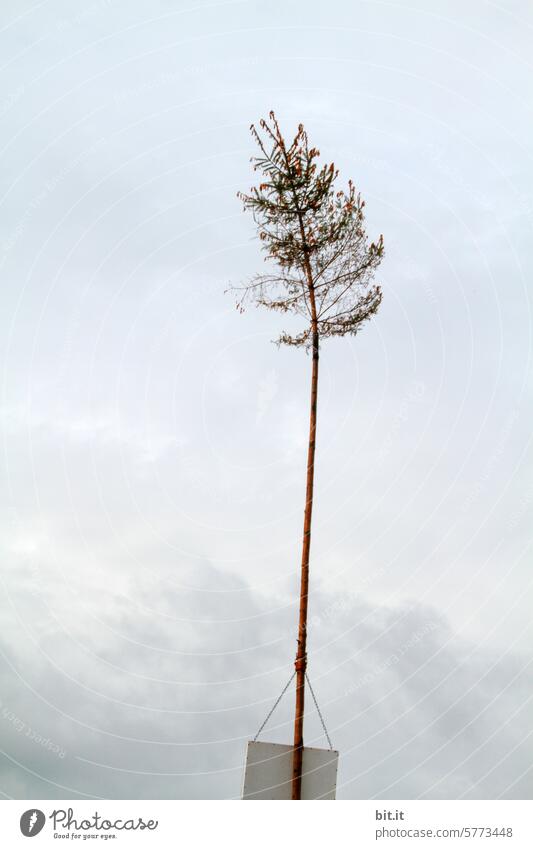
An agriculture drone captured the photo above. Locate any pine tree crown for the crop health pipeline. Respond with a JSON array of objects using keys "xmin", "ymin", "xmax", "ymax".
[{"xmin": 233, "ymin": 111, "xmax": 384, "ymax": 349}]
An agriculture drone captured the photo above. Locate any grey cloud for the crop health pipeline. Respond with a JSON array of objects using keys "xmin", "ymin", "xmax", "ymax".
[{"xmin": 1, "ymin": 549, "xmax": 531, "ymax": 799}]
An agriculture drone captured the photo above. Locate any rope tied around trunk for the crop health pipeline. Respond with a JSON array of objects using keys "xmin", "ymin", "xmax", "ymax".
[{"xmin": 252, "ymin": 669, "xmax": 334, "ymax": 750}]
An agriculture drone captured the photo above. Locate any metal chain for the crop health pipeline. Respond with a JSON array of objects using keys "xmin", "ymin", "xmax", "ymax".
[
  {"xmin": 305, "ymin": 672, "xmax": 334, "ymax": 750},
  {"xmin": 253, "ymin": 671, "xmax": 296, "ymax": 742}
]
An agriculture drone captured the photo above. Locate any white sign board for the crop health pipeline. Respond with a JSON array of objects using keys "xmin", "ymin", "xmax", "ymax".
[{"xmin": 242, "ymin": 741, "xmax": 338, "ymax": 800}]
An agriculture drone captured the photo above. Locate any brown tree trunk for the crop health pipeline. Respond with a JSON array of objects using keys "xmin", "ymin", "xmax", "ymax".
[{"xmin": 292, "ymin": 325, "xmax": 319, "ymax": 800}]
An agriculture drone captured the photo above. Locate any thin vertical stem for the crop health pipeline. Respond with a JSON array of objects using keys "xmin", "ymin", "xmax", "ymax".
[{"xmin": 292, "ymin": 325, "xmax": 319, "ymax": 800}]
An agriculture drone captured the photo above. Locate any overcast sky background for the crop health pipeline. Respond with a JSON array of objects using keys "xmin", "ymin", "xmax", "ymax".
[{"xmin": 0, "ymin": 0, "xmax": 532, "ymax": 800}]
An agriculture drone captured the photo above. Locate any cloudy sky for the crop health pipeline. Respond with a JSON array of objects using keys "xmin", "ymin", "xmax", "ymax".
[{"xmin": 0, "ymin": 0, "xmax": 532, "ymax": 799}]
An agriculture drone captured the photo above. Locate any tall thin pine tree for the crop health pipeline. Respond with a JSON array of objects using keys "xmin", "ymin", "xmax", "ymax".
[{"xmin": 233, "ymin": 112, "xmax": 384, "ymax": 799}]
